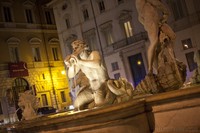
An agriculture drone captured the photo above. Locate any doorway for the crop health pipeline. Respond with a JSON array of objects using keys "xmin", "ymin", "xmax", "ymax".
[
  {"xmin": 128, "ymin": 53, "xmax": 146, "ymax": 87},
  {"xmin": 12, "ymin": 78, "xmax": 29, "ymax": 106}
]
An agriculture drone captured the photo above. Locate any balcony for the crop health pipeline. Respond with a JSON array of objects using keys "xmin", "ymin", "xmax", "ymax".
[
  {"xmin": 0, "ymin": 22, "xmax": 57, "ymax": 30},
  {"xmin": 112, "ymin": 32, "xmax": 148, "ymax": 50}
]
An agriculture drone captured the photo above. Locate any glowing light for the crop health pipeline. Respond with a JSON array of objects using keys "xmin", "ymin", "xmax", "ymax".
[
  {"xmin": 69, "ymin": 105, "xmax": 74, "ymax": 110},
  {"xmin": 184, "ymin": 44, "xmax": 188, "ymax": 48},
  {"xmin": 61, "ymin": 70, "xmax": 65, "ymax": 75},
  {"xmin": 137, "ymin": 60, "xmax": 142, "ymax": 65}
]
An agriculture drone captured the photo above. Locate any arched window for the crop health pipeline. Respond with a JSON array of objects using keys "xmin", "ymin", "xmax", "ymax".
[
  {"xmin": 7, "ymin": 37, "xmax": 21, "ymax": 63},
  {"xmin": 12, "ymin": 78, "xmax": 29, "ymax": 106},
  {"xmin": 100, "ymin": 21, "xmax": 114, "ymax": 46},
  {"xmin": 49, "ymin": 38, "xmax": 60, "ymax": 61},
  {"xmin": 29, "ymin": 37, "xmax": 42, "ymax": 62},
  {"xmin": 23, "ymin": 0, "xmax": 35, "ymax": 23}
]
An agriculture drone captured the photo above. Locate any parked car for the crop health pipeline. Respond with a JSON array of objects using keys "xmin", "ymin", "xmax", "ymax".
[
  {"xmin": 64, "ymin": 105, "xmax": 74, "ymax": 111},
  {"xmin": 37, "ymin": 106, "xmax": 56, "ymax": 115}
]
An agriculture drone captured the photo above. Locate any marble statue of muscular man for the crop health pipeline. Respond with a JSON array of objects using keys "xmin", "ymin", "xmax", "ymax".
[
  {"xmin": 64, "ymin": 40, "xmax": 113, "ymax": 108},
  {"xmin": 136, "ymin": 0, "xmax": 169, "ymax": 74}
]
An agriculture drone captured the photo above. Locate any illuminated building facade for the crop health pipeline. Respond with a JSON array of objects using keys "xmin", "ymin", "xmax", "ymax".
[
  {"xmin": 49, "ymin": 0, "xmax": 200, "ymax": 87},
  {"xmin": 0, "ymin": 0, "xmax": 71, "ymax": 123}
]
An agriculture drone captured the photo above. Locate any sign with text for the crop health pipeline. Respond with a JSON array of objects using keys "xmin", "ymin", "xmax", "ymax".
[{"xmin": 8, "ymin": 62, "xmax": 29, "ymax": 78}]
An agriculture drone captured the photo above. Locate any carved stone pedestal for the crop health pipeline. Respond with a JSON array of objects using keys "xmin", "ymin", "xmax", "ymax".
[{"xmin": 1, "ymin": 85, "xmax": 200, "ymax": 133}]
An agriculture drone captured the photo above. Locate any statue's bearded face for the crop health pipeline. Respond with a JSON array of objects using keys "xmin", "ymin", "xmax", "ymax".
[
  {"xmin": 71, "ymin": 40, "xmax": 86, "ymax": 53},
  {"xmin": 72, "ymin": 43, "xmax": 80, "ymax": 53}
]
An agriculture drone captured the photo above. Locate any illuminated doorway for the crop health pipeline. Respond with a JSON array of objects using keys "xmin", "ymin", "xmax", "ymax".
[{"xmin": 128, "ymin": 53, "xmax": 146, "ymax": 87}]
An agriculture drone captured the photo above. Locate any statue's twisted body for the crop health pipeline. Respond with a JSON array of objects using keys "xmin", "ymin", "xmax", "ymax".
[
  {"xmin": 136, "ymin": 0, "xmax": 175, "ymax": 73},
  {"xmin": 135, "ymin": 0, "xmax": 186, "ymax": 92},
  {"xmin": 65, "ymin": 40, "xmax": 134, "ymax": 110}
]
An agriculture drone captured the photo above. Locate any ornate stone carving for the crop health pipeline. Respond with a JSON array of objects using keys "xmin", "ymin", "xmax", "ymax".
[
  {"xmin": 64, "ymin": 40, "xmax": 134, "ymax": 110},
  {"xmin": 135, "ymin": 0, "xmax": 186, "ymax": 93},
  {"xmin": 18, "ymin": 90, "xmax": 39, "ymax": 120}
]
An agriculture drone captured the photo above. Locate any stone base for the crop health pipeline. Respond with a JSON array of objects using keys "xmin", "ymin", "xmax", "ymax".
[
  {"xmin": 1, "ymin": 85, "xmax": 200, "ymax": 133},
  {"xmin": 146, "ymin": 85, "xmax": 200, "ymax": 133}
]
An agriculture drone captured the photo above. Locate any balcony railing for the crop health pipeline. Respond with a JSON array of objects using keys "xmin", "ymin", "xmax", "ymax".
[
  {"xmin": 0, "ymin": 22, "xmax": 57, "ymax": 30},
  {"xmin": 170, "ymin": 11, "xmax": 200, "ymax": 32},
  {"xmin": 0, "ymin": 61, "xmax": 64, "ymax": 71},
  {"xmin": 112, "ymin": 32, "xmax": 148, "ymax": 50}
]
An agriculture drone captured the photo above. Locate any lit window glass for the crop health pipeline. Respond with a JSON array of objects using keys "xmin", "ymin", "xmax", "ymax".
[
  {"xmin": 182, "ymin": 38, "xmax": 193, "ymax": 50},
  {"xmin": 124, "ymin": 21, "xmax": 133, "ymax": 38}
]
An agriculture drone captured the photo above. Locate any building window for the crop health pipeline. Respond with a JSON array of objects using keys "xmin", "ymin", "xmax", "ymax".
[
  {"xmin": 84, "ymin": 36, "xmax": 97, "ymax": 50},
  {"xmin": 83, "ymin": 29, "xmax": 98, "ymax": 50},
  {"xmin": 83, "ymin": 9, "xmax": 89, "ymax": 21},
  {"xmin": 182, "ymin": 38, "xmax": 193, "ymax": 50},
  {"xmin": 62, "ymin": 3, "xmax": 68, "ymax": 10},
  {"xmin": 41, "ymin": 94, "xmax": 48, "ymax": 106},
  {"xmin": 114, "ymin": 73, "xmax": 121, "ymax": 79},
  {"xmin": 9, "ymin": 47, "xmax": 19, "ymax": 63},
  {"xmin": 32, "ymin": 47, "xmax": 41, "ymax": 62},
  {"xmin": 111, "ymin": 62, "xmax": 119, "ymax": 71},
  {"xmin": 123, "ymin": 21, "xmax": 133, "ymax": 38},
  {"xmin": 3, "ymin": 6, "xmax": 12, "ymax": 22},
  {"xmin": 45, "ymin": 11, "xmax": 53, "ymax": 24},
  {"xmin": 42, "ymin": 74, "xmax": 45, "ymax": 79},
  {"xmin": 169, "ymin": 0, "xmax": 187, "ymax": 20},
  {"xmin": 100, "ymin": 21, "xmax": 114, "ymax": 45},
  {"xmin": 98, "ymin": 0, "xmax": 105, "ymax": 13},
  {"xmin": 104, "ymin": 30, "xmax": 114, "ymax": 45},
  {"xmin": 52, "ymin": 47, "xmax": 59, "ymax": 61},
  {"xmin": 193, "ymin": 0, "xmax": 200, "ymax": 12},
  {"xmin": 117, "ymin": 0, "xmax": 124, "ymax": 5},
  {"xmin": 106, "ymin": 31, "xmax": 114, "ymax": 45},
  {"xmin": 25, "ymin": 9, "xmax": 33, "ymax": 23},
  {"xmin": 65, "ymin": 18, "xmax": 71, "ymax": 29},
  {"xmin": 185, "ymin": 52, "xmax": 197, "ymax": 72},
  {"xmin": 60, "ymin": 91, "xmax": 67, "ymax": 103}
]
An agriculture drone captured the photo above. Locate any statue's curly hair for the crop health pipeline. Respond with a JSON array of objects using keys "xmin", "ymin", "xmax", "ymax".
[{"xmin": 71, "ymin": 40, "xmax": 86, "ymax": 47}]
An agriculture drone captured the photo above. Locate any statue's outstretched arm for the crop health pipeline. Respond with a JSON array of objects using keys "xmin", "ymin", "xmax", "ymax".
[
  {"xmin": 72, "ymin": 51, "xmax": 102, "ymax": 69},
  {"xmin": 64, "ymin": 58, "xmax": 80, "ymax": 78}
]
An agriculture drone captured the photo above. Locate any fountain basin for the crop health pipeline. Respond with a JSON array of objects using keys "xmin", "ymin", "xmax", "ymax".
[{"xmin": 1, "ymin": 85, "xmax": 200, "ymax": 133}]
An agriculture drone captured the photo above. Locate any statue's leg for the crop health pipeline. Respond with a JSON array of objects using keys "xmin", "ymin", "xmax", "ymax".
[
  {"xmin": 74, "ymin": 89, "xmax": 93, "ymax": 110},
  {"xmin": 146, "ymin": 22, "xmax": 159, "ymax": 74},
  {"xmin": 93, "ymin": 83, "xmax": 116, "ymax": 107},
  {"xmin": 93, "ymin": 89, "xmax": 106, "ymax": 106}
]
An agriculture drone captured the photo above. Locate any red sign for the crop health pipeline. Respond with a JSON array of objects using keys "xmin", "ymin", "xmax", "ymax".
[{"xmin": 8, "ymin": 62, "xmax": 29, "ymax": 78}]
